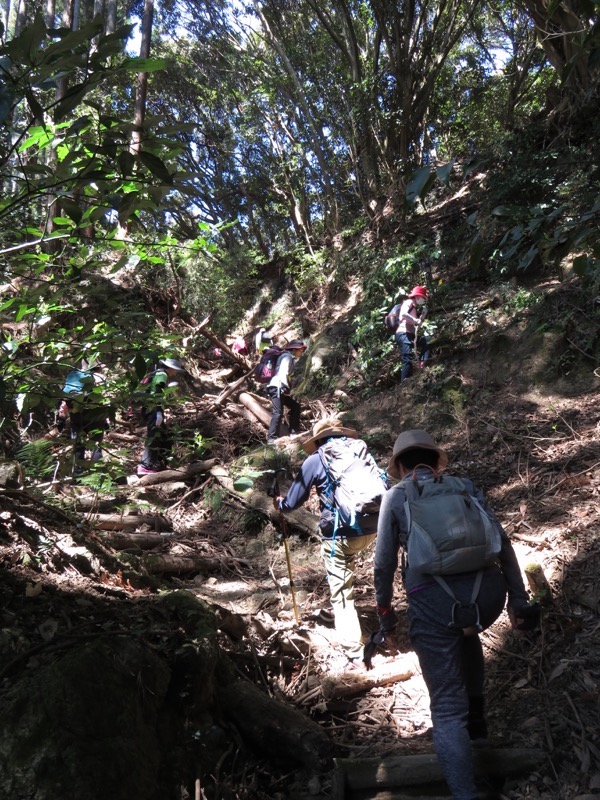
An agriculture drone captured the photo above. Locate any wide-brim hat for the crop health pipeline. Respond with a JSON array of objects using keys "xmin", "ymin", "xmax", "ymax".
[
  {"xmin": 285, "ymin": 339, "xmax": 307, "ymax": 351},
  {"xmin": 387, "ymin": 429, "xmax": 448, "ymax": 478},
  {"xmin": 303, "ymin": 418, "xmax": 358, "ymax": 454},
  {"xmin": 159, "ymin": 357, "xmax": 185, "ymax": 371}
]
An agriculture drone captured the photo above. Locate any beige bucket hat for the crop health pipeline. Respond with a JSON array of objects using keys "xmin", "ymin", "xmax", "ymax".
[
  {"xmin": 387, "ymin": 429, "xmax": 448, "ymax": 478},
  {"xmin": 303, "ymin": 418, "xmax": 358, "ymax": 454}
]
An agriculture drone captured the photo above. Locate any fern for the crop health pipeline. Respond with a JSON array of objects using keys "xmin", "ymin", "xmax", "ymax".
[{"xmin": 16, "ymin": 440, "xmax": 56, "ymax": 481}]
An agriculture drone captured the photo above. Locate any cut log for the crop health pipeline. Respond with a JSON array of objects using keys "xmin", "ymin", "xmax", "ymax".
[
  {"xmin": 134, "ymin": 459, "xmax": 217, "ymax": 487},
  {"xmin": 98, "ymin": 531, "xmax": 177, "ymax": 550},
  {"xmin": 143, "ymin": 554, "xmax": 222, "ymax": 573},
  {"xmin": 217, "ymin": 679, "xmax": 334, "ymax": 773},
  {"xmin": 334, "ymin": 747, "xmax": 547, "ymax": 792},
  {"xmin": 91, "ymin": 513, "xmax": 171, "ymax": 531},
  {"xmin": 210, "ymin": 469, "xmax": 319, "ymax": 538},
  {"xmin": 524, "ymin": 563, "xmax": 553, "ymax": 605},
  {"xmin": 321, "ymin": 653, "xmax": 418, "ymax": 699},
  {"xmin": 239, "ymin": 391, "xmax": 272, "ymax": 427}
]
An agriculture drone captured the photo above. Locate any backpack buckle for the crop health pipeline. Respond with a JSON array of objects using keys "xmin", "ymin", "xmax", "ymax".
[{"xmin": 448, "ymin": 601, "xmax": 482, "ymax": 633}]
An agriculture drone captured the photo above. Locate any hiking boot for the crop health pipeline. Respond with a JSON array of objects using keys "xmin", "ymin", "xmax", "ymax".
[
  {"xmin": 266, "ymin": 438, "xmax": 278, "ymax": 445},
  {"xmin": 137, "ymin": 464, "xmax": 162, "ymax": 475}
]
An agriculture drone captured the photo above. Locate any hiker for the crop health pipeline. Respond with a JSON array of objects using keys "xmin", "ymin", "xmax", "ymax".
[
  {"xmin": 266, "ymin": 339, "xmax": 306, "ymax": 444},
  {"xmin": 229, "ymin": 335, "xmax": 248, "ymax": 356},
  {"xmin": 137, "ymin": 357, "xmax": 185, "ymax": 475},
  {"xmin": 255, "ymin": 327, "xmax": 274, "ymax": 355},
  {"xmin": 56, "ymin": 361, "xmax": 110, "ymax": 472},
  {"xmin": 274, "ymin": 418, "xmax": 388, "ymax": 665},
  {"xmin": 373, "ymin": 429, "xmax": 540, "ymax": 800},
  {"xmin": 393, "ymin": 285, "xmax": 431, "ymax": 383}
]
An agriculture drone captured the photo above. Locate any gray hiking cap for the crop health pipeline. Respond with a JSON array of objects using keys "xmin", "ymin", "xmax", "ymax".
[
  {"xmin": 159, "ymin": 357, "xmax": 185, "ymax": 371},
  {"xmin": 388, "ymin": 429, "xmax": 448, "ymax": 478}
]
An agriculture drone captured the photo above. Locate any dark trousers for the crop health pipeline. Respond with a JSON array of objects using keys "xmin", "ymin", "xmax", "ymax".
[
  {"xmin": 396, "ymin": 332, "xmax": 431, "ymax": 382},
  {"xmin": 268, "ymin": 388, "xmax": 300, "ymax": 439},
  {"xmin": 140, "ymin": 406, "xmax": 172, "ymax": 469},
  {"xmin": 58, "ymin": 401, "xmax": 108, "ymax": 461},
  {"xmin": 407, "ymin": 568, "xmax": 507, "ymax": 799}
]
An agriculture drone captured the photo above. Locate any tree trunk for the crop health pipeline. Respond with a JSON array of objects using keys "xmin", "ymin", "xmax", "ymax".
[
  {"xmin": 334, "ymin": 748, "xmax": 547, "ymax": 794},
  {"xmin": 134, "ymin": 459, "xmax": 217, "ymax": 487},
  {"xmin": 92, "ymin": 513, "xmax": 170, "ymax": 531},
  {"xmin": 143, "ymin": 554, "xmax": 223, "ymax": 573},
  {"xmin": 130, "ymin": 0, "xmax": 153, "ymax": 155},
  {"xmin": 218, "ymin": 679, "xmax": 334, "ymax": 773}
]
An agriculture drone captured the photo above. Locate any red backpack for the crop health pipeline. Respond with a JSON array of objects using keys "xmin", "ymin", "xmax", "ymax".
[{"xmin": 253, "ymin": 346, "xmax": 285, "ymax": 384}]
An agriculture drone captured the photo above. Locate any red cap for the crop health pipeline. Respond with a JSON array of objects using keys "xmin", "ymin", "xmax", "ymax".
[{"xmin": 408, "ymin": 285, "xmax": 428, "ymax": 299}]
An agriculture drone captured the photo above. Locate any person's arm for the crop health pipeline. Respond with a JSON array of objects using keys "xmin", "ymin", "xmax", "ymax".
[
  {"xmin": 466, "ymin": 481, "xmax": 530, "ymax": 613},
  {"xmin": 400, "ymin": 300, "xmax": 421, "ymax": 326},
  {"xmin": 374, "ymin": 488, "xmax": 402, "ymax": 609},
  {"xmin": 277, "ymin": 454, "xmax": 321, "ymax": 512}
]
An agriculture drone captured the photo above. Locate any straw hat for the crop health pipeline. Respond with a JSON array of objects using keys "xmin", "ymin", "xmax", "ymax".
[
  {"xmin": 303, "ymin": 418, "xmax": 358, "ymax": 454},
  {"xmin": 387, "ymin": 429, "xmax": 448, "ymax": 478}
]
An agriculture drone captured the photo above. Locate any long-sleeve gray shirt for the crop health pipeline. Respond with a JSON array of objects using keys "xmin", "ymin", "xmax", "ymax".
[{"xmin": 374, "ymin": 468, "xmax": 529, "ymax": 613}]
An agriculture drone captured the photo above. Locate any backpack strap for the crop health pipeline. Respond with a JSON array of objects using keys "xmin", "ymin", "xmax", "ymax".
[{"xmin": 434, "ymin": 571, "xmax": 484, "ymax": 632}]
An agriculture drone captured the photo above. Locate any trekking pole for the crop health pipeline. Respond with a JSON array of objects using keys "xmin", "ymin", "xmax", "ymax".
[{"xmin": 268, "ymin": 468, "xmax": 300, "ymax": 624}]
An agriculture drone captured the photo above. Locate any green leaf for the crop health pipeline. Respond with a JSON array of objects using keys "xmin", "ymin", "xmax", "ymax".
[
  {"xmin": 139, "ymin": 151, "xmax": 172, "ymax": 183},
  {"xmin": 121, "ymin": 57, "xmax": 169, "ymax": 73},
  {"xmin": 436, "ymin": 159, "xmax": 456, "ymax": 184},
  {"xmin": 233, "ymin": 476, "xmax": 254, "ymax": 492},
  {"xmin": 60, "ymin": 199, "xmax": 83, "ymax": 224},
  {"xmin": 134, "ymin": 353, "xmax": 148, "ymax": 380},
  {"xmin": 406, "ymin": 166, "xmax": 433, "ymax": 204},
  {"xmin": 572, "ymin": 255, "xmax": 589, "ymax": 276}
]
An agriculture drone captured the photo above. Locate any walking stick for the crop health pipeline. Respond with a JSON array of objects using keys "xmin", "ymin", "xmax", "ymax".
[{"xmin": 268, "ymin": 468, "xmax": 300, "ymax": 624}]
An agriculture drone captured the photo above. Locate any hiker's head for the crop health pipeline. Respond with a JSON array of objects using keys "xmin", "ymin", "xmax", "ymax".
[
  {"xmin": 409, "ymin": 285, "xmax": 428, "ymax": 306},
  {"xmin": 388, "ymin": 429, "xmax": 448, "ymax": 478},
  {"xmin": 159, "ymin": 357, "xmax": 185, "ymax": 375},
  {"xmin": 303, "ymin": 417, "xmax": 357, "ymax": 454},
  {"xmin": 285, "ymin": 339, "xmax": 307, "ymax": 357}
]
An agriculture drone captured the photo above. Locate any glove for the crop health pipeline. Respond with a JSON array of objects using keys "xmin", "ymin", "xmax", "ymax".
[
  {"xmin": 363, "ymin": 630, "xmax": 386, "ymax": 670},
  {"xmin": 509, "ymin": 602, "xmax": 541, "ymax": 631},
  {"xmin": 377, "ymin": 605, "xmax": 399, "ymax": 633}
]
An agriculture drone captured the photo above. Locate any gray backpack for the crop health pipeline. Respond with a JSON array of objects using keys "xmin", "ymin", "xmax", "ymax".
[
  {"xmin": 401, "ymin": 473, "xmax": 502, "ymax": 629},
  {"xmin": 319, "ymin": 437, "xmax": 388, "ymax": 534}
]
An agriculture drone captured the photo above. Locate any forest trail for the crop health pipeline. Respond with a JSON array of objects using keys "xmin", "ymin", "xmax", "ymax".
[{"xmin": 2, "ymin": 324, "xmax": 599, "ymax": 798}]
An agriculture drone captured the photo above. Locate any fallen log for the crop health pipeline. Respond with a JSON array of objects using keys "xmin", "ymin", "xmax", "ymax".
[
  {"xmin": 192, "ymin": 316, "xmax": 251, "ymax": 369},
  {"xmin": 321, "ymin": 653, "xmax": 418, "ymax": 700},
  {"xmin": 218, "ymin": 679, "xmax": 334, "ymax": 773},
  {"xmin": 334, "ymin": 747, "xmax": 546, "ymax": 794},
  {"xmin": 92, "ymin": 513, "xmax": 170, "ymax": 531},
  {"xmin": 98, "ymin": 531, "xmax": 177, "ymax": 550},
  {"xmin": 211, "ymin": 468, "xmax": 319, "ymax": 538},
  {"xmin": 73, "ymin": 494, "xmax": 128, "ymax": 513},
  {"xmin": 239, "ymin": 391, "xmax": 272, "ymax": 428},
  {"xmin": 143, "ymin": 554, "xmax": 222, "ymax": 573},
  {"xmin": 134, "ymin": 459, "xmax": 217, "ymax": 487},
  {"xmin": 211, "ymin": 367, "xmax": 256, "ymax": 408}
]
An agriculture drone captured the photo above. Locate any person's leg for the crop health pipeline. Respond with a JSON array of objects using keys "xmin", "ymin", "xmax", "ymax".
[
  {"xmin": 398, "ymin": 333, "xmax": 415, "ymax": 382},
  {"xmin": 140, "ymin": 407, "xmax": 169, "ymax": 470},
  {"xmin": 320, "ymin": 534, "xmax": 375, "ymax": 659},
  {"xmin": 418, "ymin": 335, "xmax": 431, "ymax": 366},
  {"xmin": 408, "ymin": 588, "xmax": 479, "ymax": 800},
  {"xmin": 282, "ymin": 393, "xmax": 301, "ymax": 433},
  {"xmin": 267, "ymin": 388, "xmax": 283, "ymax": 441},
  {"xmin": 69, "ymin": 411, "xmax": 86, "ymax": 461}
]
